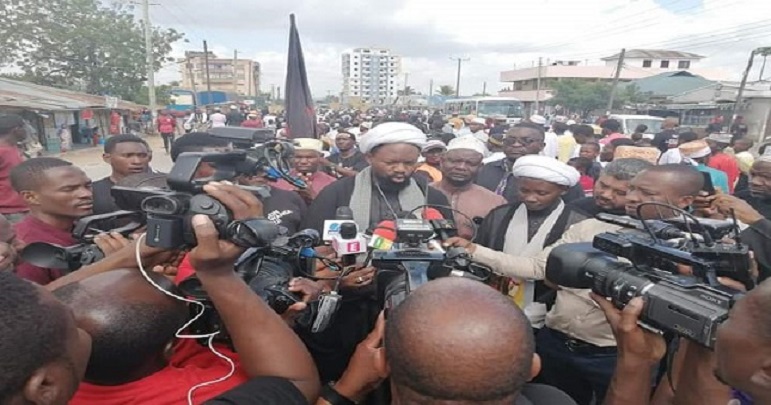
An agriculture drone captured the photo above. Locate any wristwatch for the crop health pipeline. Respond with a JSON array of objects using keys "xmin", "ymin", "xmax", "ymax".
[{"xmin": 321, "ymin": 382, "xmax": 358, "ymax": 405}]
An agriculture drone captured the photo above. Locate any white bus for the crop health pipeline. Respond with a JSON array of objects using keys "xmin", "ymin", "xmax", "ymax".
[{"xmin": 443, "ymin": 97, "xmax": 525, "ymax": 124}]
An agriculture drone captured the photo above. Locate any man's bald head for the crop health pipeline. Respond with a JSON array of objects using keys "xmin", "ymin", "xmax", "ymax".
[
  {"xmin": 53, "ymin": 269, "xmax": 188, "ymax": 385},
  {"xmin": 386, "ymin": 278, "xmax": 536, "ymax": 404},
  {"xmin": 644, "ymin": 164, "xmax": 704, "ymax": 197}
]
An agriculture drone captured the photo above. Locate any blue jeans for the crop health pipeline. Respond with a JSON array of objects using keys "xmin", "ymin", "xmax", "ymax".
[{"xmin": 536, "ymin": 328, "xmax": 617, "ymax": 405}]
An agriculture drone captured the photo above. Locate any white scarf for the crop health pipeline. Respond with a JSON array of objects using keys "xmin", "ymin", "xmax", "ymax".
[{"xmin": 502, "ymin": 201, "xmax": 565, "ymax": 324}]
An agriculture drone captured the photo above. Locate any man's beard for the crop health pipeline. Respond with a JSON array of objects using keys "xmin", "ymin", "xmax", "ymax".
[{"xmin": 374, "ymin": 173, "xmax": 412, "ymax": 193}]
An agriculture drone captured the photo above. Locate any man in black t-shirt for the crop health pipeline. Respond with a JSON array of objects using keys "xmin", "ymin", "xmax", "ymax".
[
  {"xmin": 92, "ymin": 135, "xmax": 151, "ymax": 215},
  {"xmin": 651, "ymin": 117, "xmax": 679, "ymax": 154},
  {"xmin": 325, "ymin": 131, "xmax": 368, "ymax": 178}
]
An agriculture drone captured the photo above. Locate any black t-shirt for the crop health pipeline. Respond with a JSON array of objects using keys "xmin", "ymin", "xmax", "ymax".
[
  {"xmin": 327, "ymin": 151, "xmax": 369, "ymax": 172},
  {"xmin": 92, "ymin": 177, "xmax": 120, "ymax": 215},
  {"xmin": 203, "ymin": 376, "xmax": 307, "ymax": 405},
  {"xmin": 262, "ymin": 187, "xmax": 308, "ymax": 234}
]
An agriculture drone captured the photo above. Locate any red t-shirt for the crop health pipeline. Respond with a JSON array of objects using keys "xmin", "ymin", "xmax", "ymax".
[
  {"xmin": 13, "ymin": 215, "xmax": 75, "ymax": 284},
  {"xmin": 708, "ymin": 152, "xmax": 740, "ymax": 194},
  {"xmin": 579, "ymin": 175, "xmax": 595, "ymax": 197},
  {"xmin": 70, "ymin": 339, "xmax": 249, "ymax": 405},
  {"xmin": 0, "ymin": 145, "xmax": 28, "ymax": 214}
]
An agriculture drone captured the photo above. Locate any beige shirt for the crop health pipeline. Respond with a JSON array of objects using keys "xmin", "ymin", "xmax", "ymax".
[
  {"xmin": 431, "ymin": 182, "xmax": 507, "ymax": 240},
  {"xmin": 472, "ymin": 218, "xmax": 622, "ymax": 347}
]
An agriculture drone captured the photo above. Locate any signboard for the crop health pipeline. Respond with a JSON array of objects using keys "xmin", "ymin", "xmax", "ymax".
[{"xmin": 105, "ymin": 96, "xmax": 119, "ymax": 109}]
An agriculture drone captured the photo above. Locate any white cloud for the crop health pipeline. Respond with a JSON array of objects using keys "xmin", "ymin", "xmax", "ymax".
[{"xmin": 150, "ymin": 0, "xmax": 771, "ymax": 97}]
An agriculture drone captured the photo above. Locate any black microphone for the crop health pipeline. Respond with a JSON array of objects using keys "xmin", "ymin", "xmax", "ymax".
[
  {"xmin": 335, "ymin": 206, "xmax": 354, "ymax": 220},
  {"xmin": 339, "ymin": 222, "xmax": 359, "ymax": 268}
]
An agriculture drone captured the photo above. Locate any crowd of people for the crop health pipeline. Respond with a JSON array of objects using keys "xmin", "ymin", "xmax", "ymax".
[{"xmin": 1, "ymin": 107, "xmax": 771, "ymax": 405}]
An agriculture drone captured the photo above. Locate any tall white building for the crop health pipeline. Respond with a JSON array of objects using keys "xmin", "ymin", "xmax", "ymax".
[{"xmin": 342, "ymin": 48, "xmax": 401, "ymax": 105}]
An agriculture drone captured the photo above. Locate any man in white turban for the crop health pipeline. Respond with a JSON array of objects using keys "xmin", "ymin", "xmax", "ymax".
[
  {"xmin": 431, "ymin": 137, "xmax": 507, "ymax": 239},
  {"xmin": 299, "ymin": 122, "xmax": 453, "ymax": 383},
  {"xmin": 445, "ymin": 155, "xmax": 580, "ymax": 325},
  {"xmin": 302, "ymin": 121, "xmax": 452, "ymax": 234}
]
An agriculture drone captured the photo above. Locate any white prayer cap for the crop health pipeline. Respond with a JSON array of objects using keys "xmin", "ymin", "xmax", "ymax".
[
  {"xmin": 707, "ymin": 132, "xmax": 733, "ymax": 144},
  {"xmin": 470, "ymin": 117, "xmax": 486, "ymax": 125},
  {"xmin": 358, "ymin": 122, "xmax": 427, "ymax": 154},
  {"xmin": 447, "ymin": 137, "xmax": 486, "ymax": 157},
  {"xmin": 511, "ymin": 155, "xmax": 580, "ymax": 187},
  {"xmin": 679, "ymin": 140, "xmax": 711, "ymax": 159},
  {"xmin": 567, "ymin": 119, "xmax": 577, "ymax": 126},
  {"xmin": 360, "ymin": 121, "xmax": 373, "ymax": 129},
  {"xmin": 294, "ymin": 138, "xmax": 324, "ymax": 153},
  {"xmin": 529, "ymin": 114, "xmax": 547, "ymax": 125}
]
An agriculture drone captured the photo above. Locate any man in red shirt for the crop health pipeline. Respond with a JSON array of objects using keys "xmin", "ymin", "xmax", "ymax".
[
  {"xmin": 241, "ymin": 112, "xmax": 265, "ymax": 128},
  {"xmin": 54, "ymin": 183, "xmax": 319, "ymax": 404},
  {"xmin": 0, "ymin": 114, "xmax": 31, "ymax": 223},
  {"xmin": 156, "ymin": 110, "xmax": 177, "ymax": 155},
  {"xmin": 274, "ymin": 138, "xmax": 336, "ymax": 203},
  {"xmin": 706, "ymin": 133, "xmax": 741, "ymax": 194},
  {"xmin": 11, "ymin": 158, "xmax": 93, "ymax": 284}
]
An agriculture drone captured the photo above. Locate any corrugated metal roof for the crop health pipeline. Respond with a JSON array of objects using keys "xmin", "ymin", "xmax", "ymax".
[
  {"xmin": 602, "ymin": 49, "xmax": 705, "ymax": 60},
  {"xmin": 623, "ymin": 71, "xmax": 716, "ymax": 97},
  {"xmin": 0, "ymin": 78, "xmax": 145, "ymax": 111}
]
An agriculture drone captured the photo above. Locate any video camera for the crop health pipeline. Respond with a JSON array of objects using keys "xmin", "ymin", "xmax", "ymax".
[
  {"xmin": 373, "ymin": 215, "xmax": 493, "ymax": 315},
  {"xmin": 111, "ymin": 138, "xmax": 306, "ymax": 250},
  {"xmin": 20, "ymin": 211, "xmax": 144, "ymax": 272},
  {"xmin": 179, "ymin": 228, "xmax": 338, "ymax": 346},
  {"xmin": 546, "ymin": 210, "xmax": 751, "ymax": 348}
]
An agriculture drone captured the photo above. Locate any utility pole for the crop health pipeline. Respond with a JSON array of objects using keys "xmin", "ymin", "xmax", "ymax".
[
  {"xmin": 429, "ymin": 79, "xmax": 434, "ymax": 98},
  {"xmin": 730, "ymin": 48, "xmax": 757, "ymax": 131},
  {"xmin": 404, "ymin": 73, "xmax": 410, "ymax": 96},
  {"xmin": 607, "ymin": 48, "xmax": 626, "ymax": 111},
  {"xmin": 450, "ymin": 57, "xmax": 470, "ymax": 97},
  {"xmin": 203, "ymin": 40, "xmax": 212, "ymax": 105},
  {"xmin": 142, "ymin": 0, "xmax": 156, "ymax": 117},
  {"xmin": 482, "ymin": 81, "xmax": 487, "ymax": 96},
  {"xmin": 232, "ymin": 49, "xmax": 239, "ymax": 95},
  {"xmin": 186, "ymin": 59, "xmax": 198, "ymax": 101},
  {"xmin": 535, "ymin": 57, "xmax": 543, "ymax": 113}
]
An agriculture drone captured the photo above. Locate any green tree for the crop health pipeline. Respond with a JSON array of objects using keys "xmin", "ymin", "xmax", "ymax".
[
  {"xmin": 0, "ymin": 0, "xmax": 183, "ymax": 102},
  {"xmin": 548, "ymin": 79, "xmax": 612, "ymax": 115},
  {"xmin": 436, "ymin": 85, "xmax": 456, "ymax": 96}
]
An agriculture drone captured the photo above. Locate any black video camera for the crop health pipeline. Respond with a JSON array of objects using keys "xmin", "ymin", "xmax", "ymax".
[
  {"xmin": 179, "ymin": 229, "xmax": 335, "ymax": 346},
  {"xmin": 373, "ymin": 218, "xmax": 492, "ymax": 315},
  {"xmin": 20, "ymin": 211, "xmax": 144, "ymax": 272},
  {"xmin": 111, "ymin": 139, "xmax": 305, "ymax": 250},
  {"xmin": 545, "ymin": 211, "xmax": 751, "ymax": 348}
]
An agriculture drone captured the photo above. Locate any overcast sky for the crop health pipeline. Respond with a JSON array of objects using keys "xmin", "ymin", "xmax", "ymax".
[{"xmin": 147, "ymin": 0, "xmax": 771, "ymax": 97}]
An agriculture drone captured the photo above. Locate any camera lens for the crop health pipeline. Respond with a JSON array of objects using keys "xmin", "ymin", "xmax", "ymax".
[
  {"xmin": 594, "ymin": 269, "xmax": 653, "ymax": 308},
  {"xmin": 141, "ymin": 195, "xmax": 188, "ymax": 215}
]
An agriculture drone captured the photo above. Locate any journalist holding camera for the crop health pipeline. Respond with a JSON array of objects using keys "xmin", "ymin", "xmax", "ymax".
[{"xmin": 0, "ymin": 182, "xmax": 320, "ymax": 405}]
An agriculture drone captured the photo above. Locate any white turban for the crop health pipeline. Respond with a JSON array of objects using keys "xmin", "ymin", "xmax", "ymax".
[
  {"xmin": 358, "ymin": 122, "xmax": 427, "ymax": 154},
  {"xmin": 511, "ymin": 155, "xmax": 580, "ymax": 187},
  {"xmin": 447, "ymin": 137, "xmax": 487, "ymax": 157}
]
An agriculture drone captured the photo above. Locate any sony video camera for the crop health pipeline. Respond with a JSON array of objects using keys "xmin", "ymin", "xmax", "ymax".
[
  {"xmin": 545, "ymin": 212, "xmax": 752, "ymax": 348},
  {"xmin": 111, "ymin": 139, "xmax": 305, "ymax": 250},
  {"xmin": 20, "ymin": 211, "xmax": 144, "ymax": 273},
  {"xmin": 372, "ymin": 217, "xmax": 493, "ymax": 315}
]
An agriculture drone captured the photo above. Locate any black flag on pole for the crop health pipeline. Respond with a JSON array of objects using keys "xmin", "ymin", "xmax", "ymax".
[{"xmin": 284, "ymin": 14, "xmax": 317, "ymax": 139}]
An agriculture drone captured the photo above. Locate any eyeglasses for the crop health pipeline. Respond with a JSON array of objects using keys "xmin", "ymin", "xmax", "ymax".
[{"xmin": 503, "ymin": 137, "xmax": 541, "ymax": 146}]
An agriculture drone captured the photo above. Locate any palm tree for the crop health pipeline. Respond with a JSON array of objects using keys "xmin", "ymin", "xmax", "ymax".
[
  {"xmin": 397, "ymin": 86, "xmax": 416, "ymax": 96},
  {"xmin": 436, "ymin": 85, "xmax": 456, "ymax": 96}
]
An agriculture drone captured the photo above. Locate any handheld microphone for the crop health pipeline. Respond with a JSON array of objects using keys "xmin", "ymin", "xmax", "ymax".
[
  {"xmin": 422, "ymin": 208, "xmax": 459, "ymax": 241},
  {"xmin": 331, "ymin": 222, "xmax": 367, "ymax": 268},
  {"xmin": 322, "ymin": 206, "xmax": 356, "ymax": 241}
]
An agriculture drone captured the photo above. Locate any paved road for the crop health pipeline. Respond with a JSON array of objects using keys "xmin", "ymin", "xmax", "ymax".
[{"xmin": 61, "ymin": 136, "xmax": 174, "ymax": 181}]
